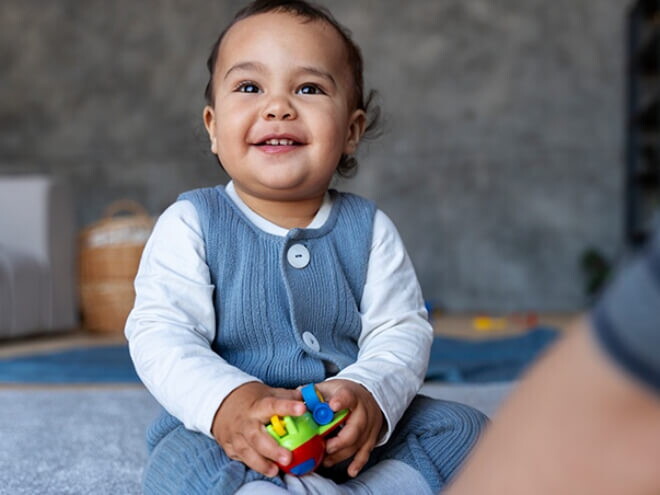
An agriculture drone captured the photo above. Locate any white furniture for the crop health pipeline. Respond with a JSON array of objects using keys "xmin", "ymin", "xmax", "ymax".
[{"xmin": 0, "ymin": 175, "xmax": 78, "ymax": 338}]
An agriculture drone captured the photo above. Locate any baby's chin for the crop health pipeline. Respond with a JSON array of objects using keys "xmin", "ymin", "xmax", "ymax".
[
  {"xmin": 248, "ymin": 170, "xmax": 332, "ymax": 198},
  {"xmin": 252, "ymin": 183, "xmax": 327, "ymax": 203}
]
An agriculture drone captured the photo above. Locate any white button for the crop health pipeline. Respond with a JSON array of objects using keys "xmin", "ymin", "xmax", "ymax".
[
  {"xmin": 287, "ymin": 244, "xmax": 310, "ymax": 269},
  {"xmin": 302, "ymin": 331, "xmax": 320, "ymax": 351}
]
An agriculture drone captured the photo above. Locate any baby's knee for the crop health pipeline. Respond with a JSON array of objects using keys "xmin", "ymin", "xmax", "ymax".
[
  {"xmin": 144, "ymin": 423, "xmax": 253, "ymax": 494},
  {"xmin": 379, "ymin": 397, "xmax": 489, "ymax": 490},
  {"xmin": 438, "ymin": 398, "xmax": 489, "ymax": 429},
  {"xmin": 146, "ymin": 410, "xmax": 183, "ymax": 452},
  {"xmin": 143, "ymin": 422, "xmax": 287, "ymax": 494},
  {"xmin": 408, "ymin": 395, "xmax": 489, "ymax": 442}
]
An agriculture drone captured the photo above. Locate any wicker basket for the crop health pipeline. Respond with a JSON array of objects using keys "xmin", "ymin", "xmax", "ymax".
[{"xmin": 79, "ymin": 200, "xmax": 154, "ymax": 333}]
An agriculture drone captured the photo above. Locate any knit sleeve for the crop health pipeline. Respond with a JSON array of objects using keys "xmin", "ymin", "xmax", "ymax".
[{"xmin": 590, "ymin": 228, "xmax": 660, "ymax": 393}]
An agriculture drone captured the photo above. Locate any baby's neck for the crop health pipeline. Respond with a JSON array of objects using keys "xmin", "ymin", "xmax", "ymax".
[{"xmin": 235, "ymin": 189, "xmax": 324, "ymax": 230}]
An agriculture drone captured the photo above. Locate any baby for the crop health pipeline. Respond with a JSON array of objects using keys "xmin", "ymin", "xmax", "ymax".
[{"xmin": 126, "ymin": 1, "xmax": 487, "ymax": 493}]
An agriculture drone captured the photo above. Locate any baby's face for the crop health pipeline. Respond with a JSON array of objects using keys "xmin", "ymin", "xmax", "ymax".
[{"xmin": 203, "ymin": 12, "xmax": 365, "ymax": 203}]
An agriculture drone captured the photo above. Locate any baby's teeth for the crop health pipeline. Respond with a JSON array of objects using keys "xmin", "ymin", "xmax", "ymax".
[{"xmin": 266, "ymin": 139, "xmax": 294, "ymax": 145}]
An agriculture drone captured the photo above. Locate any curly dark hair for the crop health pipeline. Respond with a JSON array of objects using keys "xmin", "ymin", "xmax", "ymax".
[{"xmin": 204, "ymin": 0, "xmax": 381, "ymax": 177}]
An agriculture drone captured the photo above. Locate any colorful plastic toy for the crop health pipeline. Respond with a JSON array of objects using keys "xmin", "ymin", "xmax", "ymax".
[
  {"xmin": 472, "ymin": 313, "xmax": 540, "ymax": 333},
  {"xmin": 266, "ymin": 384, "xmax": 349, "ymax": 476}
]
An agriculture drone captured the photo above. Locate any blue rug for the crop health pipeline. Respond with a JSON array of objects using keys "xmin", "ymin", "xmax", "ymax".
[
  {"xmin": 426, "ymin": 327, "xmax": 560, "ymax": 383},
  {"xmin": 0, "ymin": 327, "xmax": 559, "ymax": 384},
  {"xmin": 0, "ymin": 346, "xmax": 140, "ymax": 384}
]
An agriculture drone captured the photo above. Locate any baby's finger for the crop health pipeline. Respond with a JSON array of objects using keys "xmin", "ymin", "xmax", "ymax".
[
  {"xmin": 346, "ymin": 442, "xmax": 373, "ymax": 477},
  {"xmin": 322, "ymin": 443, "xmax": 359, "ymax": 467},
  {"xmin": 255, "ymin": 397, "xmax": 307, "ymax": 423},
  {"xmin": 225, "ymin": 430, "xmax": 280, "ymax": 477},
  {"xmin": 239, "ymin": 444, "xmax": 281, "ymax": 477},
  {"xmin": 272, "ymin": 387, "xmax": 303, "ymax": 401},
  {"xmin": 251, "ymin": 426, "xmax": 293, "ymax": 468},
  {"xmin": 321, "ymin": 384, "xmax": 357, "ymax": 412},
  {"xmin": 325, "ymin": 421, "xmax": 360, "ymax": 457}
]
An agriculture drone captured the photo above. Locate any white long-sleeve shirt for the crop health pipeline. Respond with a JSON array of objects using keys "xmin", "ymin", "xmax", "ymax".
[{"xmin": 125, "ymin": 181, "xmax": 432, "ymax": 445}]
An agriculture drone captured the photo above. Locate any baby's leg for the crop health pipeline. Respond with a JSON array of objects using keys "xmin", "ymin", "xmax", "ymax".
[
  {"xmin": 143, "ymin": 411, "xmax": 286, "ymax": 494},
  {"xmin": 342, "ymin": 459, "xmax": 436, "ymax": 495},
  {"xmin": 235, "ymin": 481, "xmax": 291, "ymax": 494},
  {"xmin": 370, "ymin": 395, "xmax": 488, "ymax": 493}
]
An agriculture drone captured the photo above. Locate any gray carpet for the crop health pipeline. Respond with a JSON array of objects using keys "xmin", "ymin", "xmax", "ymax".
[
  {"xmin": 0, "ymin": 383, "xmax": 512, "ymax": 494},
  {"xmin": 420, "ymin": 381, "xmax": 512, "ymax": 415},
  {"xmin": 0, "ymin": 387, "xmax": 159, "ymax": 495}
]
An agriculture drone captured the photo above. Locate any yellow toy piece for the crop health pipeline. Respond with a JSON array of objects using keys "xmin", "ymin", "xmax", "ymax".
[
  {"xmin": 270, "ymin": 415, "xmax": 287, "ymax": 436},
  {"xmin": 473, "ymin": 316, "xmax": 507, "ymax": 332}
]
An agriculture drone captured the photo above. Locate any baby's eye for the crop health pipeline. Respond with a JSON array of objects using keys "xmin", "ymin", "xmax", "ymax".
[
  {"xmin": 236, "ymin": 82, "xmax": 261, "ymax": 93},
  {"xmin": 297, "ymin": 84, "xmax": 324, "ymax": 95}
]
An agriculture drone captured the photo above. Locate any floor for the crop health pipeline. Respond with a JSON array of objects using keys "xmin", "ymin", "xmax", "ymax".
[
  {"xmin": 0, "ymin": 311, "xmax": 580, "ymax": 359},
  {"xmin": 0, "ymin": 314, "xmax": 561, "ymax": 493},
  {"xmin": 433, "ymin": 312, "xmax": 579, "ymax": 338},
  {"xmin": 0, "ymin": 313, "xmax": 575, "ymax": 493}
]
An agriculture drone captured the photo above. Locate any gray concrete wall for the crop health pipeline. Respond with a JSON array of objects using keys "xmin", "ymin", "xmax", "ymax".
[{"xmin": 0, "ymin": 0, "xmax": 627, "ymax": 311}]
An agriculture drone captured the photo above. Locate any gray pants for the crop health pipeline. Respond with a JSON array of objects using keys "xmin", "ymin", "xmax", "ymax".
[{"xmin": 143, "ymin": 395, "xmax": 488, "ymax": 494}]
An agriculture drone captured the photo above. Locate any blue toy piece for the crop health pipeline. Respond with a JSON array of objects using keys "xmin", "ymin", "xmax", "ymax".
[{"xmin": 301, "ymin": 383, "xmax": 334, "ymax": 425}]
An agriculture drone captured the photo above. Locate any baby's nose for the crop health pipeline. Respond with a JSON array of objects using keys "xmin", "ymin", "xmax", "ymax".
[{"xmin": 262, "ymin": 95, "xmax": 296, "ymax": 120}]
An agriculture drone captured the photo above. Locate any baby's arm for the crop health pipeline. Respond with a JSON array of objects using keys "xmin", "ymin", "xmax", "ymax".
[
  {"xmin": 126, "ymin": 201, "xmax": 308, "ymax": 475},
  {"xmin": 126, "ymin": 201, "xmax": 283, "ymax": 440},
  {"xmin": 321, "ymin": 210, "xmax": 433, "ymax": 473},
  {"xmin": 126, "ymin": 201, "xmax": 253, "ymax": 435}
]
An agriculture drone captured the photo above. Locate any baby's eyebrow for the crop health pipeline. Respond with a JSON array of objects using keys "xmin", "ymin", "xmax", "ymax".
[
  {"xmin": 297, "ymin": 66, "xmax": 337, "ymax": 88},
  {"xmin": 223, "ymin": 61, "xmax": 266, "ymax": 80},
  {"xmin": 223, "ymin": 61, "xmax": 337, "ymax": 88}
]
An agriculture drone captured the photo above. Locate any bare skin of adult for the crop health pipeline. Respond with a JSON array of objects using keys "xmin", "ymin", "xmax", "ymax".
[{"xmin": 447, "ymin": 318, "xmax": 660, "ymax": 495}]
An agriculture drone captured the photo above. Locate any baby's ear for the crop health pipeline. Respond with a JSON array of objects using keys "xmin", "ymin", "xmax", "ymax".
[
  {"xmin": 203, "ymin": 106, "xmax": 218, "ymax": 154},
  {"xmin": 344, "ymin": 109, "xmax": 367, "ymax": 155}
]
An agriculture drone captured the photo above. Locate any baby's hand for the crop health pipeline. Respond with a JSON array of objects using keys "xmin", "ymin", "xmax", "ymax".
[
  {"xmin": 316, "ymin": 379, "xmax": 384, "ymax": 477},
  {"xmin": 211, "ymin": 381, "xmax": 306, "ymax": 477}
]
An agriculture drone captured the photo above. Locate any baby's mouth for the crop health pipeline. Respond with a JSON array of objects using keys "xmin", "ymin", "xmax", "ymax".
[{"xmin": 258, "ymin": 138, "xmax": 301, "ymax": 147}]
